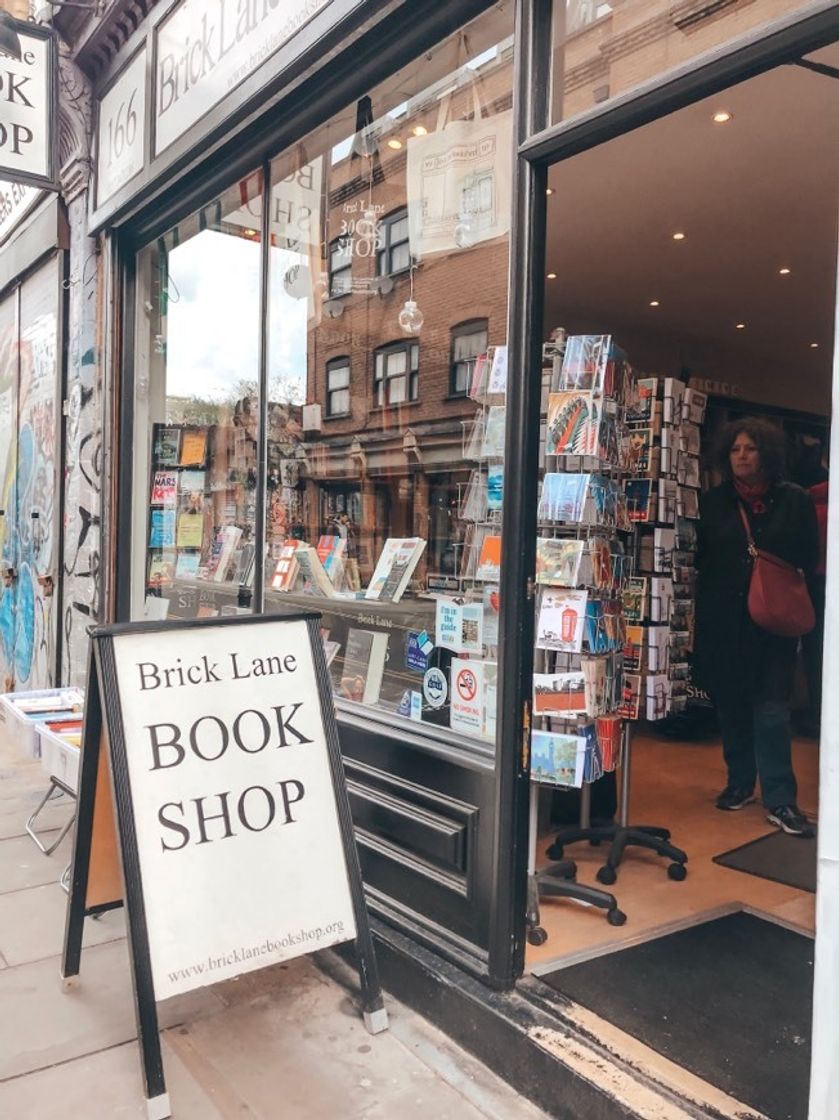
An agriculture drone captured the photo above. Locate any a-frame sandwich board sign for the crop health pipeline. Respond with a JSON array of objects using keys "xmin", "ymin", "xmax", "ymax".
[{"xmin": 62, "ymin": 611, "xmax": 387, "ymax": 1120}]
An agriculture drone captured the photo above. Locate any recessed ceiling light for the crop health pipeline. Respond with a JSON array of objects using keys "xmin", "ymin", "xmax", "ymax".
[
  {"xmin": 811, "ymin": 342, "xmax": 819, "ymax": 349},
  {"xmin": 649, "ymin": 300, "xmax": 660, "ymax": 307},
  {"xmin": 547, "ymin": 272, "xmax": 557, "ymax": 279},
  {"xmin": 672, "ymin": 232, "xmax": 686, "ymax": 241},
  {"xmin": 713, "ymin": 110, "xmax": 733, "ymax": 123},
  {"xmin": 779, "ymin": 267, "xmax": 791, "ymax": 275},
  {"xmin": 412, "ymin": 125, "xmax": 428, "ymax": 137},
  {"xmin": 387, "ymin": 138, "xmax": 403, "ymax": 150},
  {"xmin": 736, "ymin": 323, "xmax": 746, "ymax": 329},
  {"xmin": 546, "ymin": 187, "xmax": 554, "ymax": 196}
]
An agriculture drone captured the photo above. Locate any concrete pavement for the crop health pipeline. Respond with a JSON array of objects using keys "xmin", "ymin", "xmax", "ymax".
[{"xmin": 0, "ymin": 727, "xmax": 549, "ymax": 1120}]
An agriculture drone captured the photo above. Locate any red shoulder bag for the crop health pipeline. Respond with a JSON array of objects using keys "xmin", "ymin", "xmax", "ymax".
[{"xmin": 737, "ymin": 503, "xmax": 815, "ymax": 638}]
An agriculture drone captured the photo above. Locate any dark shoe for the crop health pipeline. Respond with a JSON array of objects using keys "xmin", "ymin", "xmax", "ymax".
[
  {"xmin": 716, "ymin": 786, "xmax": 755, "ymax": 811},
  {"xmin": 767, "ymin": 805, "xmax": 815, "ymax": 837}
]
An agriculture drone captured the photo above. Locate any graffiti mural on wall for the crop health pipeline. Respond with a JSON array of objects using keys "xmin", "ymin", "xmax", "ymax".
[
  {"xmin": 62, "ymin": 198, "xmax": 102, "ymax": 687},
  {"xmin": 0, "ymin": 257, "xmax": 61, "ymax": 692}
]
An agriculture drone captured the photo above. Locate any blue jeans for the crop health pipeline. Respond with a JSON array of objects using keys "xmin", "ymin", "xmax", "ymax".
[{"xmin": 716, "ymin": 697, "xmax": 797, "ymax": 809}]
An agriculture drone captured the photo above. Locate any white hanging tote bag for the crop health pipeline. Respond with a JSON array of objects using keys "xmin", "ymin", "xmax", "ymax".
[{"xmin": 406, "ymin": 69, "xmax": 513, "ymax": 260}]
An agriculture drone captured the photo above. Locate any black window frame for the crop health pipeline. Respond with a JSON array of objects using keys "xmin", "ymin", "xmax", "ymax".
[
  {"xmin": 325, "ymin": 356, "xmax": 351, "ymax": 417},
  {"xmin": 373, "ymin": 340, "xmax": 420, "ymax": 407},
  {"xmin": 450, "ymin": 318, "xmax": 489, "ymax": 397},
  {"xmin": 375, "ymin": 206, "xmax": 411, "ymax": 278},
  {"xmin": 328, "ymin": 234, "xmax": 353, "ymax": 296}
]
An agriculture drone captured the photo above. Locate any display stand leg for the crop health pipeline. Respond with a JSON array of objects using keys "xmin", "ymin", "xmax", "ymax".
[
  {"xmin": 528, "ymin": 783, "xmax": 626, "ymax": 943},
  {"xmin": 595, "ymin": 725, "xmax": 688, "ymax": 886},
  {"xmin": 546, "ymin": 725, "xmax": 688, "ymax": 888}
]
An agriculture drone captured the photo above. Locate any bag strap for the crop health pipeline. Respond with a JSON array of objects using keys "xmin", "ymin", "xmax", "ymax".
[{"xmin": 737, "ymin": 502, "xmax": 758, "ymax": 559}]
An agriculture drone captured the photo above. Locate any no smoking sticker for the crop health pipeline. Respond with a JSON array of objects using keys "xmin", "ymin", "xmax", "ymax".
[{"xmin": 455, "ymin": 667, "xmax": 478, "ymax": 702}]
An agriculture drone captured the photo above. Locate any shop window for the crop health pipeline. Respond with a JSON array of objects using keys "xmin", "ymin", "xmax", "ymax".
[
  {"xmin": 374, "ymin": 342, "xmax": 419, "ymax": 407},
  {"xmin": 326, "ymin": 357, "xmax": 351, "ymax": 416},
  {"xmin": 329, "ymin": 235, "xmax": 353, "ymax": 295},
  {"xmin": 131, "ymin": 3, "xmax": 515, "ymax": 744},
  {"xmin": 450, "ymin": 320, "xmax": 488, "ymax": 396},
  {"xmin": 375, "ymin": 208, "xmax": 410, "ymax": 277}
]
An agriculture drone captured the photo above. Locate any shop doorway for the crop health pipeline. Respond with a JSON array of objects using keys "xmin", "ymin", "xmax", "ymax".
[{"xmin": 526, "ymin": 44, "xmax": 837, "ymax": 1120}]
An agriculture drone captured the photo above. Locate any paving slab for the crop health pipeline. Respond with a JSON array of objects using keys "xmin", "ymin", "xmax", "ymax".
[
  {"xmin": 0, "ymin": 833, "xmax": 71, "ymax": 894},
  {"xmin": 0, "ymin": 938, "xmax": 225, "ymax": 1081},
  {"xmin": 0, "ymin": 881, "xmax": 126, "ymax": 966}
]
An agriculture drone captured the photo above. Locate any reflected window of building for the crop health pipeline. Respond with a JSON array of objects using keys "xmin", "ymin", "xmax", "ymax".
[
  {"xmin": 326, "ymin": 357, "xmax": 351, "ymax": 416},
  {"xmin": 376, "ymin": 207, "xmax": 410, "ymax": 277},
  {"xmin": 329, "ymin": 235, "xmax": 353, "ymax": 295},
  {"xmin": 130, "ymin": 3, "xmax": 515, "ymax": 747},
  {"xmin": 451, "ymin": 320, "xmax": 488, "ymax": 396},
  {"xmin": 374, "ymin": 341, "xmax": 419, "ymax": 407}
]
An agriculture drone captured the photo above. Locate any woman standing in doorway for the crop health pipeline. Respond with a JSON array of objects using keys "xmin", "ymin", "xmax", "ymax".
[{"xmin": 695, "ymin": 418, "xmax": 818, "ymax": 836}]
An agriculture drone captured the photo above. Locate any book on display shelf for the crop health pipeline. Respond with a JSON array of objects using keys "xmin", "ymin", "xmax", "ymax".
[
  {"xmin": 296, "ymin": 545, "xmax": 339, "ymax": 598},
  {"xmin": 151, "ymin": 470, "xmax": 178, "ymax": 507},
  {"xmin": 337, "ymin": 628, "xmax": 389, "ymax": 705},
  {"xmin": 365, "ymin": 538, "xmax": 426, "ymax": 603},
  {"xmin": 271, "ymin": 541, "xmax": 303, "ymax": 591}
]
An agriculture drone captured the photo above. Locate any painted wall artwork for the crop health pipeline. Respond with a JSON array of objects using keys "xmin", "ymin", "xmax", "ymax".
[{"xmin": 0, "ymin": 256, "xmax": 61, "ymax": 692}]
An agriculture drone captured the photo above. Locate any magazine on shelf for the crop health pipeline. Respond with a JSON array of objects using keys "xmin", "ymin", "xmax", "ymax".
[
  {"xmin": 151, "ymin": 470, "xmax": 178, "ymax": 507},
  {"xmin": 535, "ymin": 588, "xmax": 588, "ymax": 653},
  {"xmin": 619, "ymin": 673, "xmax": 642, "ymax": 719},
  {"xmin": 459, "ymin": 470, "xmax": 488, "ymax": 522},
  {"xmin": 211, "ymin": 525, "xmax": 243, "ymax": 582},
  {"xmin": 179, "ymin": 470, "xmax": 206, "ymax": 510},
  {"xmin": 663, "ymin": 378, "xmax": 685, "ymax": 425},
  {"xmin": 338, "ymin": 628, "xmax": 389, "ymax": 705},
  {"xmin": 147, "ymin": 552, "xmax": 176, "ymax": 588},
  {"xmin": 646, "ymin": 674, "xmax": 670, "ymax": 720},
  {"xmin": 623, "ymin": 427, "xmax": 657, "ymax": 474},
  {"xmin": 175, "ymin": 552, "xmax": 200, "ymax": 579},
  {"xmin": 650, "ymin": 577, "xmax": 673, "ymax": 623},
  {"xmin": 532, "ymin": 673, "xmax": 588, "ymax": 717},
  {"xmin": 596, "ymin": 715, "xmax": 622, "ymax": 770},
  {"xmin": 682, "ymin": 387, "xmax": 708, "ymax": 425},
  {"xmin": 582, "ymin": 657, "xmax": 609, "ymax": 716},
  {"xmin": 538, "ymin": 473, "xmax": 627, "ymax": 528},
  {"xmin": 480, "ymin": 406, "xmax": 506, "ymax": 458},
  {"xmin": 296, "ymin": 544, "xmax": 339, "ymax": 598},
  {"xmin": 622, "ymin": 576, "xmax": 648, "ymax": 622},
  {"xmin": 530, "ymin": 730, "xmax": 586, "ymax": 787},
  {"xmin": 316, "ymin": 535, "xmax": 346, "ymax": 587},
  {"xmin": 487, "ymin": 346, "xmax": 508, "ymax": 395},
  {"xmin": 176, "ymin": 512, "xmax": 204, "ymax": 550},
  {"xmin": 149, "ymin": 508, "xmax": 176, "ymax": 549},
  {"xmin": 545, "ymin": 391, "xmax": 601, "ymax": 457},
  {"xmin": 627, "ymin": 376, "xmax": 659, "ymax": 422},
  {"xmin": 153, "ymin": 426, "xmax": 181, "ymax": 466},
  {"xmin": 179, "ymin": 428, "xmax": 208, "ymax": 467},
  {"xmin": 677, "ymin": 486, "xmax": 699, "ymax": 519},
  {"xmin": 486, "ymin": 464, "xmax": 504, "ymax": 511},
  {"xmin": 558, "ymin": 334, "xmax": 624, "ymax": 396},
  {"xmin": 623, "ymin": 625, "xmax": 645, "ymax": 671},
  {"xmin": 535, "ymin": 537, "xmax": 585, "ymax": 586},
  {"xmin": 475, "ymin": 535, "xmax": 501, "ymax": 581},
  {"xmin": 365, "ymin": 537, "xmax": 426, "ymax": 602},
  {"xmin": 625, "ymin": 478, "xmax": 654, "ymax": 522},
  {"xmin": 270, "ymin": 540, "xmax": 303, "ymax": 591},
  {"xmin": 657, "ymin": 478, "xmax": 678, "ymax": 523}
]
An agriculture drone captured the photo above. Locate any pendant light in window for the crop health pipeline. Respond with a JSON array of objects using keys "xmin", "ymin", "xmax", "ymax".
[{"xmin": 398, "ymin": 261, "xmax": 424, "ymax": 334}]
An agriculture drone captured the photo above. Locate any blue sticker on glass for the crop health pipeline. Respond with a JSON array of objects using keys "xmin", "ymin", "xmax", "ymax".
[{"xmin": 405, "ymin": 632, "xmax": 429, "ymax": 673}]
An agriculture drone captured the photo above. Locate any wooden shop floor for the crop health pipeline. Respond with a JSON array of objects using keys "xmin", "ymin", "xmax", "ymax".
[{"xmin": 526, "ymin": 731, "xmax": 818, "ymax": 972}]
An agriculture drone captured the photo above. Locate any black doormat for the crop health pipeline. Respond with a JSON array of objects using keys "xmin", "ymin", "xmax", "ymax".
[
  {"xmin": 713, "ymin": 831, "xmax": 817, "ymax": 893},
  {"xmin": 540, "ymin": 911, "xmax": 814, "ymax": 1120}
]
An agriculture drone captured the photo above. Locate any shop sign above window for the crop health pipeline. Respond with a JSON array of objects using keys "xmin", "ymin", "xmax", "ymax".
[
  {"xmin": 154, "ymin": 0, "xmax": 332, "ymax": 155},
  {"xmin": 0, "ymin": 19, "xmax": 58, "ymax": 191},
  {"xmin": 96, "ymin": 50, "xmax": 147, "ymax": 207}
]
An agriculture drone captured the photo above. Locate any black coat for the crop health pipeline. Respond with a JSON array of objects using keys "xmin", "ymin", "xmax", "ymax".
[{"xmin": 694, "ymin": 481, "xmax": 818, "ymax": 705}]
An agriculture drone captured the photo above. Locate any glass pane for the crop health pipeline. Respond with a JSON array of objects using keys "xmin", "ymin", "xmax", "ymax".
[
  {"xmin": 329, "ymin": 365, "xmax": 350, "ymax": 389},
  {"xmin": 552, "ymin": 0, "xmax": 818, "ymax": 125},
  {"xmin": 131, "ymin": 175, "xmax": 263, "ymax": 621},
  {"xmin": 391, "ymin": 242, "xmax": 410, "ymax": 274},
  {"xmin": 264, "ymin": 4, "xmax": 515, "ymax": 748}
]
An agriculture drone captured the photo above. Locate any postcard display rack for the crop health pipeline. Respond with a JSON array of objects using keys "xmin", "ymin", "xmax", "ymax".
[{"xmin": 528, "ymin": 336, "xmax": 689, "ymax": 943}]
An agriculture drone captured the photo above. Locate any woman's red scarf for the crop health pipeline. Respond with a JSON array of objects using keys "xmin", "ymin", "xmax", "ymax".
[{"xmin": 734, "ymin": 477, "xmax": 770, "ymax": 514}]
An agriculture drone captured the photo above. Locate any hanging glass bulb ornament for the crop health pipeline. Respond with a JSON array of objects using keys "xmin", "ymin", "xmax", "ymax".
[
  {"xmin": 398, "ymin": 299, "xmax": 424, "ymax": 335},
  {"xmin": 454, "ymin": 219, "xmax": 474, "ymax": 249}
]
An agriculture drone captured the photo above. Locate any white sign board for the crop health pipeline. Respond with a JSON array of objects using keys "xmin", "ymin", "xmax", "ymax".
[
  {"xmin": 0, "ymin": 179, "xmax": 39, "ymax": 241},
  {"xmin": 97, "ymin": 51, "xmax": 147, "ymax": 205},
  {"xmin": 154, "ymin": 0, "xmax": 331, "ymax": 155},
  {"xmin": 0, "ymin": 23, "xmax": 55, "ymax": 188},
  {"xmin": 110, "ymin": 618, "xmax": 356, "ymax": 999}
]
